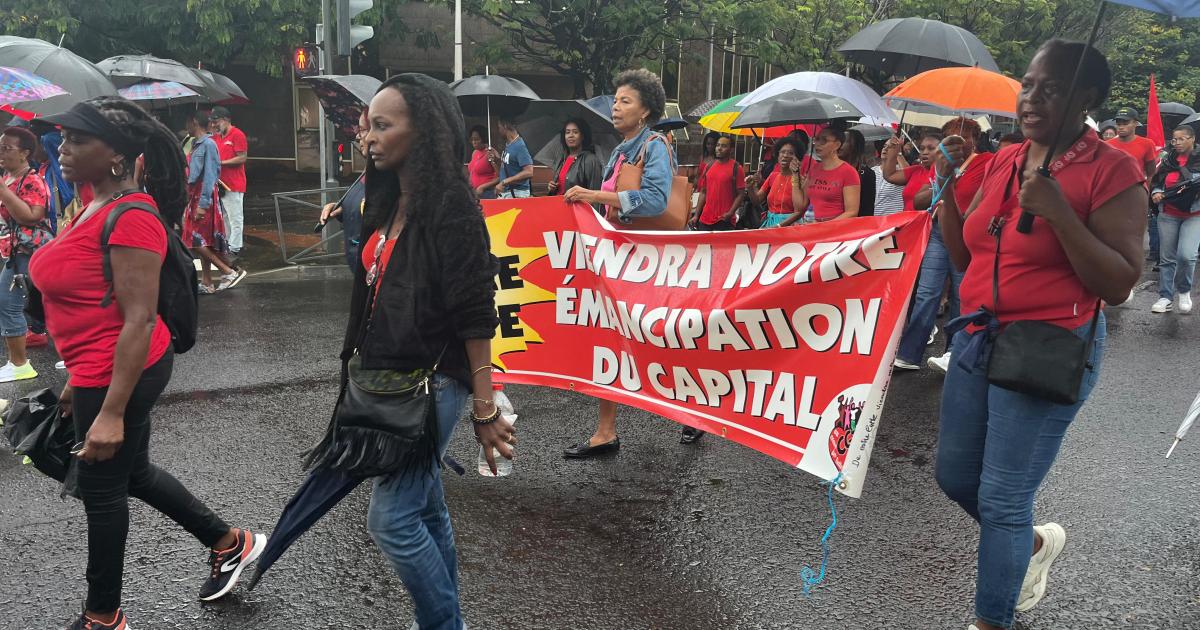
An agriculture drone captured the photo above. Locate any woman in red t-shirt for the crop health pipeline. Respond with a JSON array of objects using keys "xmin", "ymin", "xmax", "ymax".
[
  {"xmin": 30, "ymin": 98, "xmax": 262, "ymax": 630},
  {"xmin": 467, "ymin": 125, "xmax": 499, "ymax": 199},
  {"xmin": 1149, "ymin": 125, "xmax": 1200, "ymax": 314},
  {"xmin": 933, "ymin": 41, "xmax": 1146, "ymax": 630},
  {"xmin": 799, "ymin": 127, "xmax": 860, "ymax": 222},
  {"xmin": 881, "ymin": 131, "xmax": 941, "ymax": 212},
  {"xmin": 0, "ymin": 126, "xmax": 52, "ymax": 383}
]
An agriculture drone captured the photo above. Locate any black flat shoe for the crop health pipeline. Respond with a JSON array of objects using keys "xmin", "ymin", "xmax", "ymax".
[
  {"xmin": 563, "ymin": 437, "xmax": 620, "ymax": 459},
  {"xmin": 680, "ymin": 426, "xmax": 705, "ymax": 444}
]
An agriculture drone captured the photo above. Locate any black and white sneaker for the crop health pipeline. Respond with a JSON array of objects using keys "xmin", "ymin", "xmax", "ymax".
[{"xmin": 199, "ymin": 528, "xmax": 267, "ymax": 602}]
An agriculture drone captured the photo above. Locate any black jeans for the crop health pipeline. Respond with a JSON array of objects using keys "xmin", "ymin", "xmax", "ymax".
[{"xmin": 73, "ymin": 350, "xmax": 230, "ymax": 613}]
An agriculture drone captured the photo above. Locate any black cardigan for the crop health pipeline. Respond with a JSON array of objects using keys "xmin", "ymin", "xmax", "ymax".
[
  {"xmin": 1151, "ymin": 147, "xmax": 1200, "ymax": 192},
  {"xmin": 552, "ymin": 150, "xmax": 603, "ymax": 191},
  {"xmin": 341, "ymin": 195, "xmax": 499, "ymax": 387}
]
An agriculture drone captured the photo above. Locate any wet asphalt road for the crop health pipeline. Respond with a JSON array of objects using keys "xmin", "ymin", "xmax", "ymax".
[{"xmin": 2, "ymin": 264, "xmax": 1198, "ymax": 630}]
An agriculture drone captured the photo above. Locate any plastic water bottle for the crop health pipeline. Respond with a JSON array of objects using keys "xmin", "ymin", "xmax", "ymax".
[{"xmin": 477, "ymin": 384, "xmax": 517, "ymax": 477}]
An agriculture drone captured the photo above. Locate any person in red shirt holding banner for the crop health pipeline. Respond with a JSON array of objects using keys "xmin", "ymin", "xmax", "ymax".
[
  {"xmin": 910, "ymin": 117, "xmax": 994, "ymax": 374},
  {"xmin": 881, "ymin": 130, "xmax": 940, "ymax": 213},
  {"xmin": 688, "ymin": 134, "xmax": 745, "ymax": 230},
  {"xmin": 934, "ymin": 40, "xmax": 1145, "ymax": 630},
  {"xmin": 30, "ymin": 97, "xmax": 264, "ymax": 630},
  {"xmin": 544, "ymin": 119, "xmax": 603, "ymax": 197},
  {"xmin": 209, "ymin": 106, "xmax": 248, "ymax": 258}
]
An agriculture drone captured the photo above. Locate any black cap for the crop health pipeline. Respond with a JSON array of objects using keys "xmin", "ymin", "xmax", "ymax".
[
  {"xmin": 1114, "ymin": 107, "xmax": 1139, "ymax": 122},
  {"xmin": 34, "ymin": 102, "xmax": 143, "ymax": 157},
  {"xmin": 208, "ymin": 106, "xmax": 231, "ymax": 121}
]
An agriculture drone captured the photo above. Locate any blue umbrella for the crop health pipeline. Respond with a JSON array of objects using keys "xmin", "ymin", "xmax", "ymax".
[
  {"xmin": 1017, "ymin": 0, "xmax": 1199, "ymax": 235},
  {"xmin": 246, "ymin": 463, "xmax": 364, "ymax": 590}
]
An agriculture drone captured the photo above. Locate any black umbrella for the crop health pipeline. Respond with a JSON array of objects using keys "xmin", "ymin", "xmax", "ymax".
[
  {"xmin": 837, "ymin": 17, "xmax": 1000, "ymax": 77},
  {"xmin": 246, "ymin": 464, "xmax": 365, "ymax": 590},
  {"xmin": 96, "ymin": 54, "xmax": 206, "ymax": 89},
  {"xmin": 0, "ymin": 36, "xmax": 117, "ymax": 115},
  {"xmin": 731, "ymin": 90, "xmax": 863, "ymax": 130},
  {"xmin": 450, "ymin": 74, "xmax": 540, "ymax": 145},
  {"xmin": 1160, "ymin": 102, "xmax": 1196, "ymax": 117},
  {"xmin": 850, "ymin": 123, "xmax": 895, "ymax": 142},
  {"xmin": 517, "ymin": 96, "xmax": 620, "ymax": 166},
  {"xmin": 653, "ymin": 117, "xmax": 688, "ymax": 133},
  {"xmin": 1182, "ymin": 113, "xmax": 1200, "ymax": 136},
  {"xmin": 301, "ymin": 74, "xmax": 382, "ymax": 139},
  {"xmin": 196, "ymin": 69, "xmax": 250, "ymax": 105},
  {"xmin": 685, "ymin": 98, "xmax": 723, "ymax": 122}
]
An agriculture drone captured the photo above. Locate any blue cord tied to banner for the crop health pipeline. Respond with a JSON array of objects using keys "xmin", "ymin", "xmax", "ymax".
[{"xmin": 800, "ymin": 472, "xmax": 843, "ymax": 596}]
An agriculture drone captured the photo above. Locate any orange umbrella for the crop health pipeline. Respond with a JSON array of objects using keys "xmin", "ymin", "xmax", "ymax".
[{"xmin": 884, "ymin": 66, "xmax": 1021, "ymax": 118}]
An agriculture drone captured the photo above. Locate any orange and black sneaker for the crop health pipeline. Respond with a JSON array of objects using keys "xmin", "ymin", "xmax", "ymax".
[
  {"xmin": 67, "ymin": 608, "xmax": 129, "ymax": 629},
  {"xmin": 199, "ymin": 528, "xmax": 267, "ymax": 602}
]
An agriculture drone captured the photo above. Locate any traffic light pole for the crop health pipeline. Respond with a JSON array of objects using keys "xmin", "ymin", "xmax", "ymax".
[{"xmin": 318, "ymin": 0, "xmax": 336, "ymax": 207}]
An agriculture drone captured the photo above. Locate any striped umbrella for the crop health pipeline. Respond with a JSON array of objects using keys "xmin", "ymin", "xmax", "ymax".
[
  {"xmin": 0, "ymin": 65, "xmax": 67, "ymax": 106},
  {"xmin": 698, "ymin": 93, "xmax": 749, "ymax": 134},
  {"xmin": 118, "ymin": 80, "xmax": 201, "ymax": 106}
]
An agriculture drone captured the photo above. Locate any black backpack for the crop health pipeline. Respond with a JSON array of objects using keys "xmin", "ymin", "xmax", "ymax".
[{"xmin": 100, "ymin": 202, "xmax": 200, "ymax": 353}]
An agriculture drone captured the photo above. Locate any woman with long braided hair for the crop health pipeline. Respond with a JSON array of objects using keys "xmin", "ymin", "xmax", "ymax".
[{"xmin": 31, "ymin": 97, "xmax": 264, "ymax": 630}]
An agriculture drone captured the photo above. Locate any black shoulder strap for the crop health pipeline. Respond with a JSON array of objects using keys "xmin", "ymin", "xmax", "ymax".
[{"xmin": 100, "ymin": 201, "xmax": 165, "ymax": 308}]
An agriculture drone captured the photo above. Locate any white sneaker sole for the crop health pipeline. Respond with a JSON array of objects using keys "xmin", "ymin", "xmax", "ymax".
[
  {"xmin": 199, "ymin": 533, "xmax": 267, "ymax": 602},
  {"xmin": 1016, "ymin": 523, "xmax": 1065, "ymax": 612}
]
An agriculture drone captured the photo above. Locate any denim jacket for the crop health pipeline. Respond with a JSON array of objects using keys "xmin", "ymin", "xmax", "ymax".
[
  {"xmin": 602, "ymin": 126, "xmax": 677, "ymax": 221},
  {"xmin": 187, "ymin": 134, "xmax": 221, "ymax": 209}
]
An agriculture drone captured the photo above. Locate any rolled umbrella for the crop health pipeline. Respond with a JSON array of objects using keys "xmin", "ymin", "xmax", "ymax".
[
  {"xmin": 301, "ymin": 74, "xmax": 382, "ymax": 140},
  {"xmin": 196, "ymin": 69, "xmax": 249, "ymax": 105},
  {"xmin": 1166, "ymin": 388, "xmax": 1200, "ymax": 458},
  {"xmin": 884, "ymin": 66, "xmax": 1022, "ymax": 118},
  {"xmin": 96, "ymin": 54, "xmax": 206, "ymax": 89},
  {"xmin": 450, "ymin": 74, "xmax": 540, "ymax": 146},
  {"xmin": 837, "ymin": 17, "xmax": 1001, "ymax": 77},
  {"xmin": 117, "ymin": 80, "xmax": 201, "ymax": 108},
  {"xmin": 0, "ymin": 66, "xmax": 68, "ymax": 107},
  {"xmin": 685, "ymin": 98, "xmax": 723, "ymax": 122},
  {"xmin": 1018, "ymin": 0, "xmax": 1200, "ymax": 235},
  {"xmin": 731, "ymin": 90, "xmax": 864, "ymax": 129},
  {"xmin": 0, "ymin": 36, "xmax": 116, "ymax": 115},
  {"xmin": 246, "ymin": 464, "xmax": 365, "ymax": 590},
  {"xmin": 739, "ymin": 72, "xmax": 898, "ymax": 127},
  {"xmin": 517, "ymin": 96, "xmax": 620, "ymax": 167}
]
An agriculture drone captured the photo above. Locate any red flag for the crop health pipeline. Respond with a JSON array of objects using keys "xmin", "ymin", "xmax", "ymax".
[
  {"xmin": 0, "ymin": 104, "xmax": 36, "ymax": 121},
  {"xmin": 1147, "ymin": 74, "xmax": 1166, "ymax": 149}
]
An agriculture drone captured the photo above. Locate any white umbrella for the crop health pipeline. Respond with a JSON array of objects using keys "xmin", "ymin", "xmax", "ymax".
[
  {"xmin": 890, "ymin": 107, "xmax": 992, "ymax": 132},
  {"xmin": 739, "ymin": 71, "xmax": 898, "ymax": 127},
  {"xmin": 1166, "ymin": 389, "xmax": 1200, "ymax": 458}
]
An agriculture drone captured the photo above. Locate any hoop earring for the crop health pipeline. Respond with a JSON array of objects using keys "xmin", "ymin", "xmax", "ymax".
[{"xmin": 111, "ymin": 164, "xmax": 126, "ymax": 179}]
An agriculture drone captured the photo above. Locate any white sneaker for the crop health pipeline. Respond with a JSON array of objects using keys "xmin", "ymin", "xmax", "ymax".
[
  {"xmin": 1152, "ymin": 297, "xmax": 1174, "ymax": 313},
  {"xmin": 893, "ymin": 358, "xmax": 920, "ymax": 371},
  {"xmin": 927, "ymin": 351, "xmax": 951, "ymax": 375},
  {"xmin": 1016, "ymin": 522, "xmax": 1066, "ymax": 612},
  {"xmin": 927, "ymin": 324, "xmax": 938, "ymax": 346},
  {"xmin": 55, "ymin": 361, "xmax": 66, "ymax": 370},
  {"xmin": 1179, "ymin": 293, "xmax": 1193, "ymax": 314},
  {"xmin": 0, "ymin": 361, "xmax": 37, "ymax": 383}
]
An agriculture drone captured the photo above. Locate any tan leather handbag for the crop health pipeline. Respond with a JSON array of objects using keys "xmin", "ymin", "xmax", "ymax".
[{"xmin": 614, "ymin": 133, "xmax": 691, "ymax": 231}]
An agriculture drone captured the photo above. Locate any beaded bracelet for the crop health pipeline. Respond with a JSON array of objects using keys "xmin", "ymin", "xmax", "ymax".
[{"xmin": 471, "ymin": 408, "xmax": 500, "ymax": 424}]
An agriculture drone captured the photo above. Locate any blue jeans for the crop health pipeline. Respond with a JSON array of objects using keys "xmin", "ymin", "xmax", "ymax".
[
  {"xmin": 935, "ymin": 314, "xmax": 1106, "ymax": 628},
  {"xmin": 367, "ymin": 374, "xmax": 468, "ymax": 630},
  {"xmin": 1149, "ymin": 208, "xmax": 1161, "ymax": 257},
  {"xmin": 1157, "ymin": 213, "xmax": 1200, "ymax": 299},
  {"xmin": 0, "ymin": 253, "xmax": 30, "ymax": 337},
  {"xmin": 896, "ymin": 226, "xmax": 962, "ymax": 364}
]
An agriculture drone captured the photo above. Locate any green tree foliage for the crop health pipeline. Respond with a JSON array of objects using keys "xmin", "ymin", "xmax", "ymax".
[{"xmin": 1104, "ymin": 9, "xmax": 1200, "ymax": 114}]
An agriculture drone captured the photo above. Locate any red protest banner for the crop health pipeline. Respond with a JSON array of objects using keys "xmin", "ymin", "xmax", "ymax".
[{"xmin": 484, "ymin": 198, "xmax": 930, "ymax": 497}]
